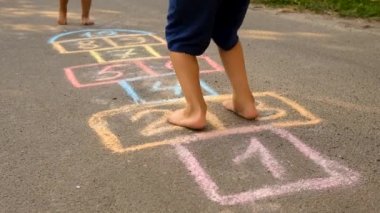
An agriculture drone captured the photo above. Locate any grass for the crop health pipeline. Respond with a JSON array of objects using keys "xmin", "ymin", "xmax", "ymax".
[{"xmin": 251, "ymin": 0, "xmax": 380, "ymax": 18}]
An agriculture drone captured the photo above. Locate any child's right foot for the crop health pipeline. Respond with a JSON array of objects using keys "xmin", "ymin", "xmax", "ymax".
[
  {"xmin": 223, "ymin": 98, "xmax": 258, "ymax": 120},
  {"xmin": 167, "ymin": 108, "xmax": 207, "ymax": 130},
  {"xmin": 81, "ymin": 17, "xmax": 94, "ymax": 25}
]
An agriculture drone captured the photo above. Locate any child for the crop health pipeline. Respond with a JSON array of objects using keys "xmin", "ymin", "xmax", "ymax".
[
  {"xmin": 58, "ymin": 0, "xmax": 94, "ymax": 25},
  {"xmin": 166, "ymin": 0, "xmax": 258, "ymax": 130}
]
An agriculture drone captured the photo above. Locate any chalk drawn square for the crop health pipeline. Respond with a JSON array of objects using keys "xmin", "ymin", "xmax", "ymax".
[
  {"xmin": 64, "ymin": 61, "xmax": 141, "ymax": 88},
  {"xmin": 88, "ymin": 92, "xmax": 321, "ymax": 154},
  {"xmin": 107, "ymin": 35, "xmax": 166, "ymax": 47},
  {"xmin": 205, "ymin": 92, "xmax": 321, "ymax": 128},
  {"xmin": 65, "ymin": 60, "xmax": 151, "ymax": 88},
  {"xmin": 49, "ymin": 29, "xmax": 153, "ymax": 44},
  {"xmin": 88, "ymin": 102, "xmax": 227, "ymax": 154},
  {"xmin": 90, "ymin": 46, "xmax": 164, "ymax": 63},
  {"xmin": 120, "ymin": 77, "xmax": 218, "ymax": 104},
  {"xmin": 173, "ymin": 126, "xmax": 360, "ymax": 205},
  {"xmin": 65, "ymin": 56, "xmax": 223, "ymax": 88},
  {"xmin": 52, "ymin": 37, "xmax": 115, "ymax": 54}
]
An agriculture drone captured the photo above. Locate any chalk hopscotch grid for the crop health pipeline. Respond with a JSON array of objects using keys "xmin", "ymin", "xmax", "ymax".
[{"xmin": 49, "ymin": 29, "xmax": 359, "ymax": 207}]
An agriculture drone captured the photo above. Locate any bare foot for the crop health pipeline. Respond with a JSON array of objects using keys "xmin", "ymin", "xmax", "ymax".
[
  {"xmin": 167, "ymin": 108, "xmax": 207, "ymax": 130},
  {"xmin": 223, "ymin": 99, "xmax": 258, "ymax": 120},
  {"xmin": 81, "ymin": 17, "xmax": 94, "ymax": 25},
  {"xmin": 57, "ymin": 12, "xmax": 67, "ymax": 25}
]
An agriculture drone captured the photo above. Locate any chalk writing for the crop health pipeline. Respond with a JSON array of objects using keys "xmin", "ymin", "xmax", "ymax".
[
  {"xmin": 151, "ymin": 81, "xmax": 182, "ymax": 96},
  {"xmin": 233, "ymin": 137, "xmax": 286, "ymax": 180}
]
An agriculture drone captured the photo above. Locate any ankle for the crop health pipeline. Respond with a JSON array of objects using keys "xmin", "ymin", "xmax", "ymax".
[
  {"xmin": 233, "ymin": 93, "xmax": 254, "ymax": 104},
  {"xmin": 185, "ymin": 103, "xmax": 207, "ymax": 116}
]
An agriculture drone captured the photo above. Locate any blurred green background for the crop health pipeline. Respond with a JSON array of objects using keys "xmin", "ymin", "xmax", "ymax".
[{"xmin": 251, "ymin": 0, "xmax": 380, "ymax": 18}]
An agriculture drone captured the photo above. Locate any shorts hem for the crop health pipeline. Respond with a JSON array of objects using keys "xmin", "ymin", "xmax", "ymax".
[{"xmin": 168, "ymin": 45, "xmax": 206, "ymax": 56}]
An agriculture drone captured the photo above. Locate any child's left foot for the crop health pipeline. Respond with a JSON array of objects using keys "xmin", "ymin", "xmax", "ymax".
[
  {"xmin": 81, "ymin": 17, "xmax": 94, "ymax": 25},
  {"xmin": 223, "ymin": 99, "xmax": 258, "ymax": 120},
  {"xmin": 167, "ymin": 108, "xmax": 206, "ymax": 130},
  {"xmin": 57, "ymin": 12, "xmax": 67, "ymax": 25}
]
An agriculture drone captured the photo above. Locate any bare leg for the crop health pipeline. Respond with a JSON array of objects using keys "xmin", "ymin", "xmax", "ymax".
[
  {"xmin": 81, "ymin": 0, "xmax": 94, "ymax": 25},
  {"xmin": 167, "ymin": 52, "xmax": 207, "ymax": 130},
  {"xmin": 58, "ymin": 0, "xmax": 68, "ymax": 25},
  {"xmin": 220, "ymin": 42, "xmax": 258, "ymax": 119}
]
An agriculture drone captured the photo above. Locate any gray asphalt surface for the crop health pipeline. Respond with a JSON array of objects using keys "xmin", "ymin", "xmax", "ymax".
[{"xmin": 0, "ymin": 0, "xmax": 379, "ymax": 212}]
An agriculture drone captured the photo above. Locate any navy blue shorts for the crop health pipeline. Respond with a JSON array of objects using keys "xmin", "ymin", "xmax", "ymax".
[{"xmin": 166, "ymin": 0, "xmax": 250, "ymax": 56}]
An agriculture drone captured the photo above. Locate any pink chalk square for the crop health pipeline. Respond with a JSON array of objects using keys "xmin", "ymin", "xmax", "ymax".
[
  {"xmin": 65, "ymin": 61, "xmax": 142, "ymax": 88},
  {"xmin": 173, "ymin": 125, "xmax": 360, "ymax": 205},
  {"xmin": 65, "ymin": 56, "xmax": 223, "ymax": 88}
]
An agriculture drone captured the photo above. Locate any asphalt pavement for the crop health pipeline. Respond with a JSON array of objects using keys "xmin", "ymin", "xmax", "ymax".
[{"xmin": 0, "ymin": 0, "xmax": 379, "ymax": 212}]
